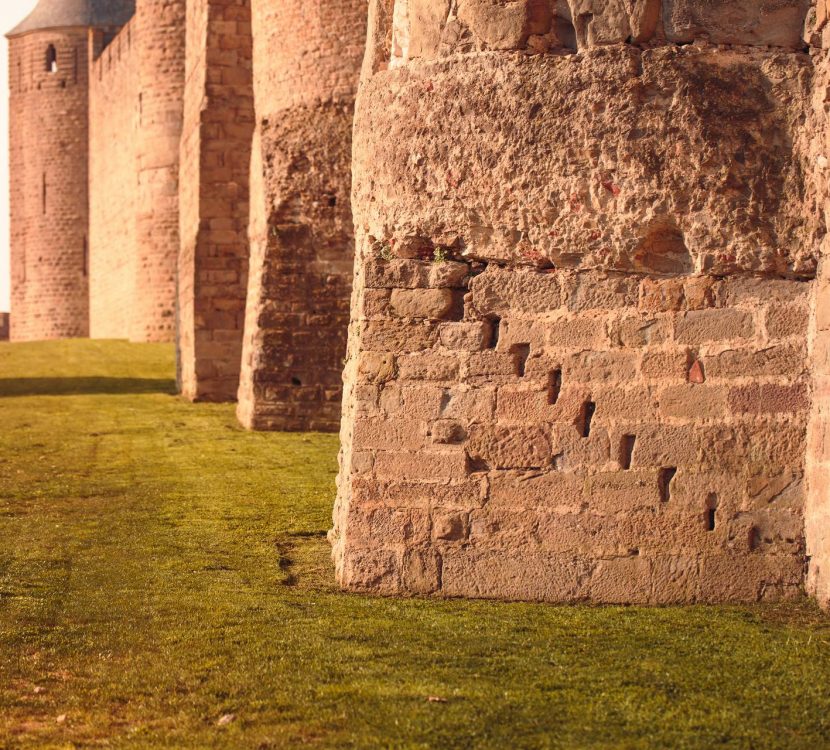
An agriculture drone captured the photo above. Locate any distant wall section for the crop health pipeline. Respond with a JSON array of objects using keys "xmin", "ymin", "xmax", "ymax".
[
  {"xmin": 89, "ymin": 23, "xmax": 139, "ymax": 340},
  {"xmin": 178, "ymin": 0, "xmax": 254, "ymax": 401},
  {"xmin": 88, "ymin": 0, "xmax": 185, "ymax": 342},
  {"xmin": 9, "ymin": 28, "xmax": 92, "ymax": 341},
  {"xmin": 236, "ymin": 0, "xmax": 366, "ymax": 431}
]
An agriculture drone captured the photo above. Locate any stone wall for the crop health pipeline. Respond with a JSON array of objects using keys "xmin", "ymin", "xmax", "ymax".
[
  {"xmin": 9, "ymin": 28, "xmax": 92, "ymax": 341},
  {"xmin": 133, "ymin": 0, "xmax": 185, "ymax": 342},
  {"xmin": 89, "ymin": 23, "xmax": 139, "ymax": 340},
  {"xmin": 807, "ymin": 2, "xmax": 830, "ymax": 611},
  {"xmin": 0, "ymin": 313, "xmax": 9, "ymax": 341},
  {"xmin": 236, "ymin": 0, "xmax": 366, "ymax": 432},
  {"xmin": 178, "ymin": 0, "xmax": 254, "ymax": 402},
  {"xmin": 332, "ymin": 0, "xmax": 822, "ymax": 604},
  {"xmin": 88, "ymin": 1, "xmax": 185, "ymax": 343}
]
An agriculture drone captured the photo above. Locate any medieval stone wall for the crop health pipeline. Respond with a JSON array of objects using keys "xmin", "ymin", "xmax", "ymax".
[
  {"xmin": 332, "ymin": 0, "xmax": 822, "ymax": 604},
  {"xmin": 89, "ymin": 22, "xmax": 139, "ymax": 340},
  {"xmin": 133, "ymin": 0, "xmax": 186, "ymax": 342},
  {"xmin": 807, "ymin": 2, "xmax": 830, "ymax": 611},
  {"xmin": 9, "ymin": 28, "xmax": 92, "ymax": 341},
  {"xmin": 88, "ymin": 1, "xmax": 185, "ymax": 343},
  {"xmin": 236, "ymin": 0, "xmax": 366, "ymax": 432},
  {"xmin": 178, "ymin": 0, "xmax": 254, "ymax": 402}
]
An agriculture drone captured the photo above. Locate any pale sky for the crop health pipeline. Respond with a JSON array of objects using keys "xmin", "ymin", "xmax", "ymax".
[{"xmin": 0, "ymin": 1, "xmax": 39, "ymax": 312}]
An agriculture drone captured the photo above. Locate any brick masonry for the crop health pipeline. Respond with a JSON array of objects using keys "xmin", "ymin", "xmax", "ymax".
[
  {"xmin": 178, "ymin": 0, "xmax": 254, "ymax": 402},
  {"xmin": 331, "ymin": 0, "xmax": 828, "ymax": 605},
  {"xmin": 236, "ymin": 0, "xmax": 366, "ymax": 431}
]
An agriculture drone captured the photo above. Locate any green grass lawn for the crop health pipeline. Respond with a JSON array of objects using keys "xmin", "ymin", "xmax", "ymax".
[{"xmin": 0, "ymin": 340, "xmax": 829, "ymax": 749}]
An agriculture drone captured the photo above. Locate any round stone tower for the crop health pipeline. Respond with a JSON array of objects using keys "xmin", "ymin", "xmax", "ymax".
[
  {"xmin": 132, "ymin": 0, "xmax": 185, "ymax": 342},
  {"xmin": 7, "ymin": 0, "xmax": 134, "ymax": 341}
]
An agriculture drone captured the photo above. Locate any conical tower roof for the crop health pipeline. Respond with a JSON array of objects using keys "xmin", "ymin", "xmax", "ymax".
[{"xmin": 7, "ymin": 0, "xmax": 134, "ymax": 37}]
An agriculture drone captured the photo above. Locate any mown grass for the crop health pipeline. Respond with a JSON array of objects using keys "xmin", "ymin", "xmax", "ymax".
[{"xmin": 0, "ymin": 339, "xmax": 829, "ymax": 749}]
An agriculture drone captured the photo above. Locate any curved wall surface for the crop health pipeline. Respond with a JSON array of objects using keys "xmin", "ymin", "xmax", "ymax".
[
  {"xmin": 237, "ymin": 0, "xmax": 367, "ymax": 432},
  {"xmin": 331, "ymin": 0, "xmax": 822, "ymax": 604},
  {"xmin": 9, "ymin": 28, "xmax": 92, "ymax": 341}
]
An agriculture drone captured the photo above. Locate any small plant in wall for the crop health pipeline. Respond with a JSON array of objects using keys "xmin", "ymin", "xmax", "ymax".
[
  {"xmin": 372, "ymin": 240, "xmax": 394, "ymax": 262},
  {"xmin": 433, "ymin": 246, "xmax": 449, "ymax": 264}
]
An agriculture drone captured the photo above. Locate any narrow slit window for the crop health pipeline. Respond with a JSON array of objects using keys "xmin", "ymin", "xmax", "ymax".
[
  {"xmin": 42, "ymin": 173, "xmax": 47, "ymax": 214},
  {"xmin": 705, "ymin": 493, "xmax": 718, "ymax": 532},
  {"xmin": 487, "ymin": 317, "xmax": 501, "ymax": 350},
  {"xmin": 548, "ymin": 369, "xmax": 562, "ymax": 405},
  {"xmin": 620, "ymin": 435, "xmax": 636, "ymax": 470},
  {"xmin": 512, "ymin": 344, "xmax": 531, "ymax": 377},
  {"xmin": 658, "ymin": 468, "xmax": 677, "ymax": 503},
  {"xmin": 578, "ymin": 401, "xmax": 596, "ymax": 439},
  {"xmin": 82, "ymin": 237, "xmax": 88, "ymax": 277},
  {"xmin": 46, "ymin": 45, "xmax": 58, "ymax": 74}
]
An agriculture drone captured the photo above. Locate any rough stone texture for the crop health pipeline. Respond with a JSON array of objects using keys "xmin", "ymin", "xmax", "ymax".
[
  {"xmin": 389, "ymin": 0, "xmax": 812, "ymax": 66},
  {"xmin": 0, "ymin": 313, "xmax": 9, "ymax": 341},
  {"xmin": 332, "ymin": 0, "xmax": 823, "ymax": 604},
  {"xmin": 806, "ymin": 12, "xmax": 830, "ymax": 611},
  {"xmin": 236, "ymin": 0, "xmax": 366, "ymax": 432},
  {"xmin": 8, "ymin": 27, "xmax": 93, "ymax": 341},
  {"xmin": 178, "ymin": 0, "xmax": 254, "ymax": 401}
]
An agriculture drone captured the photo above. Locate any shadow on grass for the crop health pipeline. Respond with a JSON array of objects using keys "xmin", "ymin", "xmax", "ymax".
[{"xmin": 0, "ymin": 377, "xmax": 177, "ymax": 398}]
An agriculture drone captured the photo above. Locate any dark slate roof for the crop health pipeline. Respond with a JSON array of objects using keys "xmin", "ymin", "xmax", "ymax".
[{"xmin": 7, "ymin": 0, "xmax": 135, "ymax": 37}]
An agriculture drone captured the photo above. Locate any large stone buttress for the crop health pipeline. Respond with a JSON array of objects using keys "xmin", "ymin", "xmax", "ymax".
[
  {"xmin": 332, "ymin": 0, "xmax": 830, "ymax": 604},
  {"xmin": 236, "ymin": 0, "xmax": 367, "ymax": 431}
]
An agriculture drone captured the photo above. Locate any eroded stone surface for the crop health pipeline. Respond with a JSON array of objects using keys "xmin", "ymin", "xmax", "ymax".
[
  {"xmin": 332, "ymin": 0, "xmax": 827, "ymax": 606},
  {"xmin": 354, "ymin": 48, "xmax": 815, "ymax": 278}
]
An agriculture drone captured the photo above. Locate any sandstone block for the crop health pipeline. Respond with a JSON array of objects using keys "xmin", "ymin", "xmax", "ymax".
[
  {"xmin": 358, "ymin": 351, "xmax": 396, "ymax": 383},
  {"xmin": 660, "ymin": 384, "xmax": 727, "ymax": 420},
  {"xmin": 765, "ymin": 303, "xmax": 810, "ymax": 339},
  {"xmin": 438, "ymin": 321, "xmax": 491, "ymax": 350},
  {"xmin": 675, "ymin": 309, "xmax": 754, "ymax": 345},
  {"xmin": 590, "ymin": 556, "xmax": 653, "ymax": 605},
  {"xmin": 470, "ymin": 267, "xmax": 562, "ymax": 317},
  {"xmin": 374, "ymin": 449, "xmax": 470, "ymax": 481},
  {"xmin": 390, "ymin": 288, "xmax": 457, "ymax": 319},
  {"xmin": 487, "ymin": 471, "xmax": 586, "ymax": 511},
  {"xmin": 728, "ymin": 383, "xmax": 809, "ymax": 416},
  {"xmin": 663, "ymin": 0, "xmax": 811, "ymax": 49},
  {"xmin": 352, "ymin": 418, "xmax": 427, "ymax": 450},
  {"xmin": 397, "ymin": 352, "xmax": 461, "ymax": 381},
  {"xmin": 547, "ymin": 317, "xmax": 608, "ymax": 349},
  {"xmin": 609, "ymin": 316, "xmax": 671, "ymax": 348},
  {"xmin": 467, "ymin": 425, "xmax": 552, "ymax": 470},
  {"xmin": 640, "ymin": 350, "xmax": 690, "ymax": 380}
]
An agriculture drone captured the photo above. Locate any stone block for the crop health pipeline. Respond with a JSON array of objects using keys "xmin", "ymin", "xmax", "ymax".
[
  {"xmin": 659, "ymin": 384, "xmax": 728, "ymax": 420},
  {"xmin": 374, "ymin": 449, "xmax": 470, "ymax": 481},
  {"xmin": 547, "ymin": 316, "xmax": 609, "ymax": 349},
  {"xmin": 675, "ymin": 309, "xmax": 754, "ymax": 345},
  {"xmin": 469, "ymin": 267, "xmax": 562, "ymax": 316},
  {"xmin": 352, "ymin": 418, "xmax": 427, "ymax": 451},
  {"xmin": 728, "ymin": 383, "xmax": 809, "ymax": 416},
  {"xmin": 390, "ymin": 288, "xmax": 457, "ymax": 319},
  {"xmin": 397, "ymin": 352, "xmax": 461, "ymax": 381},
  {"xmin": 438, "ymin": 321, "xmax": 492, "ymax": 350},
  {"xmin": 467, "ymin": 424, "xmax": 552, "ymax": 470}
]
